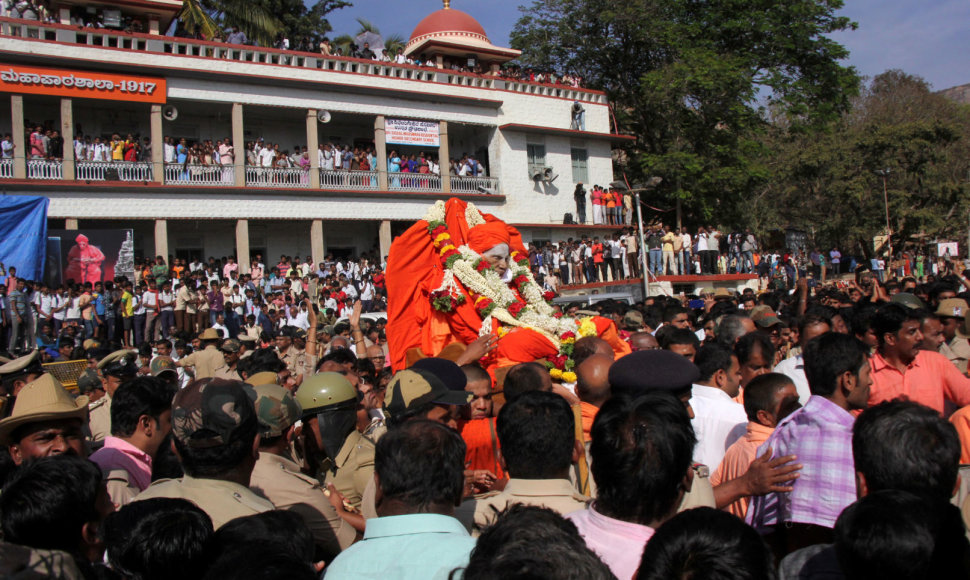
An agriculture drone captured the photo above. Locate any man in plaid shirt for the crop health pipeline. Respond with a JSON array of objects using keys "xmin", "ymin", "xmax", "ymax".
[{"xmin": 747, "ymin": 332, "xmax": 872, "ymax": 553}]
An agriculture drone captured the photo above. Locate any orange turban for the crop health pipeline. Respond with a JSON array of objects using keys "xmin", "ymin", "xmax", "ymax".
[{"xmin": 467, "ymin": 222, "xmax": 511, "ymax": 254}]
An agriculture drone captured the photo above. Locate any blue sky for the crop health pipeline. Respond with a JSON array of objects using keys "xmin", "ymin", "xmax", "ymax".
[{"xmin": 320, "ymin": 0, "xmax": 970, "ymax": 91}]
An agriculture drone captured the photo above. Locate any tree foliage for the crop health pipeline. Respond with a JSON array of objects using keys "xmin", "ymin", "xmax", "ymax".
[
  {"xmin": 511, "ymin": 0, "xmax": 860, "ymax": 227},
  {"xmin": 178, "ymin": 0, "xmax": 349, "ymax": 49},
  {"xmin": 763, "ymin": 71, "xmax": 970, "ymax": 254}
]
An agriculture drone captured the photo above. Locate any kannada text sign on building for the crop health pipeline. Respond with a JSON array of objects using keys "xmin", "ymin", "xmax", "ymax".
[
  {"xmin": 385, "ymin": 119, "xmax": 440, "ymax": 147},
  {"xmin": 0, "ymin": 64, "xmax": 166, "ymax": 104}
]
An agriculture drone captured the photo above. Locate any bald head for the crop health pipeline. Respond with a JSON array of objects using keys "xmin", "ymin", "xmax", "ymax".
[
  {"xmin": 365, "ymin": 345, "xmax": 384, "ymax": 358},
  {"xmin": 576, "ymin": 354, "xmax": 612, "ymax": 407},
  {"xmin": 573, "ymin": 336, "xmax": 613, "ymax": 366},
  {"xmin": 629, "ymin": 332, "xmax": 659, "ymax": 352}
]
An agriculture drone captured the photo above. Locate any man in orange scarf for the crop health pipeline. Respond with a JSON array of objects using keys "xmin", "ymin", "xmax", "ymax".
[{"xmin": 457, "ymin": 363, "xmax": 505, "ymax": 486}]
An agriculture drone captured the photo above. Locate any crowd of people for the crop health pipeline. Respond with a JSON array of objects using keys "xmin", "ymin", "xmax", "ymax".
[{"xmin": 2, "ymin": 225, "xmax": 970, "ymax": 578}]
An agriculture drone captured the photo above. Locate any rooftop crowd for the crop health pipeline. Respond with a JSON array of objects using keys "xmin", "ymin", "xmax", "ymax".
[{"xmin": 2, "ymin": 236, "xmax": 970, "ymax": 578}]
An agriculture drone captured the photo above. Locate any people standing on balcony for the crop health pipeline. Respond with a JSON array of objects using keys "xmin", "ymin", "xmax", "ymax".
[
  {"xmin": 2, "ymin": 133, "xmax": 14, "ymax": 160},
  {"xmin": 123, "ymin": 135, "xmax": 139, "ymax": 163},
  {"xmin": 47, "ymin": 130, "xmax": 63, "ymax": 160},
  {"xmin": 163, "ymin": 137, "xmax": 175, "ymax": 164},
  {"xmin": 226, "ymin": 26, "xmax": 247, "ymax": 46},
  {"xmin": 110, "ymin": 134, "xmax": 124, "ymax": 161},
  {"xmin": 29, "ymin": 126, "xmax": 44, "ymax": 159},
  {"xmin": 591, "ymin": 185, "xmax": 604, "ymax": 224}
]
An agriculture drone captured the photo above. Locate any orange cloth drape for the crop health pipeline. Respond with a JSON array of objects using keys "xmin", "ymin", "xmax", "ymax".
[
  {"xmin": 459, "ymin": 417, "xmax": 505, "ymax": 479},
  {"xmin": 579, "ymin": 402, "xmax": 599, "ymax": 442},
  {"xmin": 950, "ymin": 406, "xmax": 970, "ymax": 464}
]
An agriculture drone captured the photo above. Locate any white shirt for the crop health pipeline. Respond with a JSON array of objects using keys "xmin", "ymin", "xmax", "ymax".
[
  {"xmin": 38, "ymin": 293, "xmax": 53, "ymax": 317},
  {"xmin": 65, "ymin": 296, "xmax": 81, "ymax": 319},
  {"xmin": 342, "ymin": 284, "xmax": 358, "ymax": 300},
  {"xmin": 681, "ymin": 233, "xmax": 691, "ymax": 251},
  {"xmin": 774, "ymin": 354, "xmax": 811, "ymax": 406},
  {"xmin": 52, "ymin": 295, "xmax": 67, "ymax": 320},
  {"xmin": 132, "ymin": 294, "xmax": 145, "ymax": 316},
  {"xmin": 696, "ymin": 235, "xmax": 708, "ymax": 252},
  {"xmin": 689, "ymin": 384, "xmax": 747, "ymax": 468},
  {"xmin": 142, "ymin": 290, "xmax": 158, "ymax": 313},
  {"xmin": 159, "ymin": 291, "xmax": 174, "ymax": 312},
  {"xmin": 258, "ymin": 147, "xmax": 275, "ymax": 167},
  {"xmin": 360, "ymin": 283, "xmax": 374, "ymax": 301},
  {"xmin": 163, "ymin": 142, "xmax": 176, "ymax": 163},
  {"xmin": 211, "ymin": 322, "xmax": 229, "ymax": 338}
]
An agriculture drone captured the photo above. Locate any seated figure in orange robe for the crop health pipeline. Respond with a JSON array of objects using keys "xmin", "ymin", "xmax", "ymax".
[{"xmin": 386, "ymin": 199, "xmax": 630, "ymax": 379}]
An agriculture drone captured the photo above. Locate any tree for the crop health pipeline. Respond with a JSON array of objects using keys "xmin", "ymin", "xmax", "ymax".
[
  {"xmin": 510, "ymin": 0, "xmax": 859, "ymax": 228},
  {"xmin": 332, "ymin": 18, "xmax": 403, "ymax": 57},
  {"xmin": 764, "ymin": 71, "xmax": 970, "ymax": 254},
  {"xmin": 177, "ymin": 0, "xmax": 348, "ymax": 49}
]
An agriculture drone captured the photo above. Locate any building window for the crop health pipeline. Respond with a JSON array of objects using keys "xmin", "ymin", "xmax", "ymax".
[
  {"xmin": 571, "ymin": 148, "xmax": 588, "ymax": 184},
  {"xmin": 527, "ymin": 139, "xmax": 546, "ymax": 178}
]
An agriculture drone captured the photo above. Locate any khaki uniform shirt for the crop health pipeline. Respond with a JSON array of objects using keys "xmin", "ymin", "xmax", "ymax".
[
  {"xmin": 180, "ymin": 344, "xmax": 224, "ymax": 380},
  {"xmin": 88, "ymin": 397, "xmax": 111, "ymax": 444},
  {"xmin": 457, "ymin": 478, "xmax": 589, "ymax": 536},
  {"xmin": 324, "ymin": 430, "xmax": 375, "ymax": 510},
  {"xmin": 941, "ymin": 337, "xmax": 970, "ymax": 374},
  {"xmin": 250, "ymin": 451, "xmax": 356, "ymax": 559},
  {"xmin": 104, "ymin": 468, "xmax": 141, "ymax": 508},
  {"xmin": 678, "ymin": 463, "xmax": 716, "ymax": 511},
  {"xmin": 214, "ymin": 364, "xmax": 242, "ymax": 381},
  {"xmin": 134, "ymin": 475, "xmax": 275, "ymax": 529},
  {"xmin": 281, "ymin": 345, "xmax": 312, "ymax": 378}
]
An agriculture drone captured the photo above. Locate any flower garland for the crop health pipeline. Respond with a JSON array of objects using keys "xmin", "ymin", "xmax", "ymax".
[{"xmin": 421, "ymin": 200, "xmax": 593, "ymax": 380}]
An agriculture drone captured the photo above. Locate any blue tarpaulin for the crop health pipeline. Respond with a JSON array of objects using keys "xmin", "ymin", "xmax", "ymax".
[{"xmin": 0, "ymin": 196, "xmax": 49, "ymax": 281}]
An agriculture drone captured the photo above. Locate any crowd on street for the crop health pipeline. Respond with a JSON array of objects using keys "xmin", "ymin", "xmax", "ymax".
[{"xmin": 2, "ymin": 234, "xmax": 970, "ymax": 578}]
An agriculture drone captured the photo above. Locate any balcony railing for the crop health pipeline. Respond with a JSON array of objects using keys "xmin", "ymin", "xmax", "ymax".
[
  {"xmin": 76, "ymin": 161, "xmax": 153, "ymax": 182},
  {"xmin": 0, "ymin": 158, "xmax": 501, "ymax": 194},
  {"xmin": 27, "ymin": 159, "xmax": 62, "ymax": 180},
  {"xmin": 245, "ymin": 166, "xmax": 310, "ymax": 189},
  {"xmin": 452, "ymin": 175, "xmax": 500, "ymax": 194},
  {"xmin": 389, "ymin": 172, "xmax": 441, "ymax": 192},
  {"xmin": 321, "ymin": 169, "xmax": 379, "ymax": 190},
  {"xmin": 164, "ymin": 163, "xmax": 234, "ymax": 186},
  {"xmin": 0, "ymin": 17, "xmax": 607, "ymax": 104}
]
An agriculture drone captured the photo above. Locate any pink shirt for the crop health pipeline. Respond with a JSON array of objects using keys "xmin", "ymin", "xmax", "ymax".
[
  {"xmin": 223, "ymin": 262, "xmax": 238, "ymax": 281},
  {"xmin": 90, "ymin": 436, "xmax": 153, "ymax": 492},
  {"xmin": 566, "ymin": 505, "xmax": 654, "ymax": 580}
]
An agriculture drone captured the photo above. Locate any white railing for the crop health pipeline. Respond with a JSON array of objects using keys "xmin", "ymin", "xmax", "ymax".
[
  {"xmin": 245, "ymin": 167, "xmax": 310, "ymax": 189},
  {"xmin": 0, "ymin": 158, "xmax": 12, "ymax": 178},
  {"xmin": 27, "ymin": 159, "xmax": 62, "ymax": 180},
  {"xmin": 451, "ymin": 175, "xmax": 500, "ymax": 194},
  {"xmin": 76, "ymin": 161, "xmax": 153, "ymax": 181},
  {"xmin": 164, "ymin": 163, "xmax": 234, "ymax": 186},
  {"xmin": 320, "ymin": 170, "xmax": 379, "ymax": 190},
  {"xmin": 388, "ymin": 172, "xmax": 441, "ymax": 192}
]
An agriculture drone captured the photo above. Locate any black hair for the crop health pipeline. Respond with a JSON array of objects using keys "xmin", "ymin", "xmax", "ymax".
[
  {"xmin": 733, "ymin": 331, "xmax": 775, "ymax": 367},
  {"xmin": 503, "ymin": 362, "xmax": 551, "ymax": 402},
  {"xmin": 872, "ymin": 303, "xmax": 922, "ymax": 346},
  {"xmin": 798, "ymin": 312, "xmax": 832, "ymax": 336},
  {"xmin": 743, "ymin": 373, "xmax": 796, "ymax": 422},
  {"xmin": 694, "ymin": 342, "xmax": 735, "ymax": 383},
  {"xmin": 333, "ymin": 321, "xmax": 351, "ymax": 335},
  {"xmin": 834, "ymin": 490, "xmax": 970, "ymax": 580},
  {"xmin": 460, "ymin": 363, "xmax": 491, "ymax": 386},
  {"xmin": 110, "ymin": 376, "xmax": 178, "ymax": 438},
  {"xmin": 0, "ymin": 455, "xmax": 102, "ymax": 554},
  {"xmin": 242, "ymin": 348, "xmax": 286, "ymax": 375},
  {"xmin": 212, "ymin": 511, "xmax": 314, "ymax": 564},
  {"xmin": 496, "ymin": 391, "xmax": 574, "ymax": 479},
  {"xmin": 637, "ymin": 507, "xmax": 776, "ymax": 580},
  {"xmin": 848, "ymin": 304, "xmax": 878, "ymax": 338},
  {"xmin": 375, "ymin": 419, "xmax": 465, "ymax": 510},
  {"xmin": 458, "ymin": 504, "xmax": 614, "ymax": 580},
  {"xmin": 591, "ymin": 392, "xmax": 696, "ymax": 526},
  {"xmin": 853, "ymin": 401, "xmax": 960, "ymax": 501},
  {"xmin": 926, "ymin": 282, "xmax": 956, "ymax": 305},
  {"xmin": 660, "ymin": 327, "xmax": 699, "ymax": 350},
  {"xmin": 202, "ymin": 542, "xmax": 316, "ymax": 580},
  {"xmin": 320, "ymin": 348, "xmax": 358, "ymax": 367},
  {"xmin": 662, "ymin": 305, "xmax": 688, "ymax": 324},
  {"xmin": 103, "ymin": 498, "xmax": 213, "ymax": 580},
  {"xmin": 803, "ymin": 332, "xmax": 868, "ymax": 397}
]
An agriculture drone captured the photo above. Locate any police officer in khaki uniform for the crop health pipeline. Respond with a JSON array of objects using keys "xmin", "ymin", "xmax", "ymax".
[
  {"xmin": 177, "ymin": 328, "xmax": 224, "ymax": 380},
  {"xmin": 237, "ymin": 333, "xmax": 257, "ymax": 360},
  {"xmin": 133, "ymin": 377, "xmax": 275, "ymax": 528},
  {"xmin": 295, "ymin": 372, "xmax": 373, "ymax": 510},
  {"xmin": 214, "ymin": 339, "xmax": 243, "ymax": 381},
  {"xmin": 938, "ymin": 299, "xmax": 970, "ymax": 374},
  {"xmin": 0, "ymin": 350, "xmax": 45, "ymax": 414},
  {"xmin": 249, "ymin": 382, "xmax": 357, "ymax": 560},
  {"xmin": 89, "ymin": 349, "xmax": 138, "ymax": 446}
]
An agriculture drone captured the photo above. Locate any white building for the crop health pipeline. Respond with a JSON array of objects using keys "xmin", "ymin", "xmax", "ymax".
[{"xmin": 0, "ymin": 0, "xmax": 629, "ymax": 267}]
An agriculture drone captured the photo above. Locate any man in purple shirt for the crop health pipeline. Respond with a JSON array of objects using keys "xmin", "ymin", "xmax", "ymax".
[
  {"xmin": 90, "ymin": 376, "xmax": 176, "ymax": 508},
  {"xmin": 747, "ymin": 332, "xmax": 872, "ymax": 554}
]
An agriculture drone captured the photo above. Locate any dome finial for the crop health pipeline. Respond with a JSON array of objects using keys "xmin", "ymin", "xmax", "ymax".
[{"xmin": 443, "ymin": 0, "xmax": 450, "ymax": 8}]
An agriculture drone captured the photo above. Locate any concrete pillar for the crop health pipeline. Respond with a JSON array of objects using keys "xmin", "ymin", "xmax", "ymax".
[
  {"xmin": 379, "ymin": 220, "xmax": 392, "ymax": 263},
  {"xmin": 65, "ymin": 219, "xmax": 78, "ymax": 230},
  {"xmin": 150, "ymin": 104, "xmax": 163, "ymax": 182},
  {"xmin": 232, "ymin": 103, "xmax": 245, "ymax": 187},
  {"xmin": 236, "ymin": 219, "xmax": 250, "ymax": 275},
  {"xmin": 439, "ymin": 121, "xmax": 450, "ymax": 193},
  {"xmin": 58, "ymin": 7, "xmax": 70, "ymax": 25},
  {"xmin": 147, "ymin": 15, "xmax": 160, "ymax": 35},
  {"xmin": 154, "ymin": 219, "xmax": 169, "ymax": 263},
  {"xmin": 374, "ymin": 115, "xmax": 388, "ymax": 191},
  {"xmin": 60, "ymin": 98, "xmax": 74, "ymax": 180},
  {"xmin": 310, "ymin": 219, "xmax": 325, "ymax": 267},
  {"xmin": 306, "ymin": 109, "xmax": 320, "ymax": 189},
  {"xmin": 11, "ymin": 95, "xmax": 25, "ymax": 179}
]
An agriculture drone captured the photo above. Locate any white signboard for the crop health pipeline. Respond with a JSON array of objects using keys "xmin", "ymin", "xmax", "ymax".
[
  {"xmin": 938, "ymin": 242, "xmax": 958, "ymax": 258},
  {"xmin": 386, "ymin": 119, "xmax": 440, "ymax": 147}
]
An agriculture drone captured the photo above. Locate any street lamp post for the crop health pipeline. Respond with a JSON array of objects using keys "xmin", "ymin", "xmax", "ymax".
[
  {"xmin": 875, "ymin": 169, "xmax": 892, "ymax": 261},
  {"xmin": 610, "ymin": 177, "xmax": 662, "ymax": 299}
]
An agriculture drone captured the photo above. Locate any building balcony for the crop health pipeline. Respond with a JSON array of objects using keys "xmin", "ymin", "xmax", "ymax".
[{"xmin": 2, "ymin": 159, "xmax": 501, "ymax": 195}]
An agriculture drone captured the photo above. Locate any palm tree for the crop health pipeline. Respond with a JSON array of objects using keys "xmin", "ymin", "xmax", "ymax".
[
  {"xmin": 177, "ymin": 0, "xmax": 282, "ymax": 46},
  {"xmin": 332, "ymin": 18, "xmax": 405, "ymax": 57}
]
